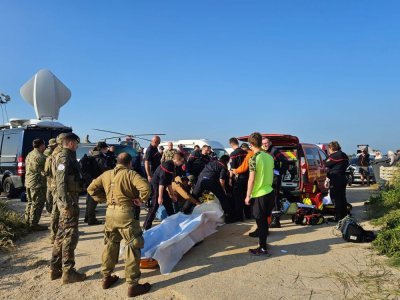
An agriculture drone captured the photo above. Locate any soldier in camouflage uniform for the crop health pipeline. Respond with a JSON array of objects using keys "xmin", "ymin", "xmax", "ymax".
[
  {"xmin": 87, "ymin": 152, "xmax": 152, "ymax": 297},
  {"xmin": 24, "ymin": 139, "xmax": 47, "ymax": 231},
  {"xmin": 50, "ymin": 133, "xmax": 86, "ymax": 284},
  {"xmin": 161, "ymin": 142, "xmax": 177, "ymax": 163},
  {"xmin": 47, "ymin": 133, "xmax": 67, "ymax": 244},
  {"xmin": 44, "ymin": 138, "xmax": 58, "ymax": 214}
]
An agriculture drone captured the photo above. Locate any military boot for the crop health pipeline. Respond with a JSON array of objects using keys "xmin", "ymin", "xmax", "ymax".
[
  {"xmin": 62, "ymin": 269, "xmax": 86, "ymax": 284},
  {"xmin": 50, "ymin": 269, "xmax": 62, "ymax": 280},
  {"xmin": 127, "ymin": 283, "xmax": 151, "ymax": 297}
]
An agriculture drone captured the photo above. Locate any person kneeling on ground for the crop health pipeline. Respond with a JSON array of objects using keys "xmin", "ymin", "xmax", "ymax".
[
  {"xmin": 183, "ymin": 155, "xmax": 235, "ymax": 223},
  {"xmin": 245, "ymin": 132, "xmax": 275, "ymax": 256},
  {"xmin": 87, "ymin": 152, "xmax": 152, "ymax": 297},
  {"xmin": 143, "ymin": 152, "xmax": 185, "ymax": 230}
]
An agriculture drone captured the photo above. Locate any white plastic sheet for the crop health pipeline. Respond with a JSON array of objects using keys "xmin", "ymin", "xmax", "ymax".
[{"xmin": 142, "ymin": 199, "xmax": 224, "ymax": 274}]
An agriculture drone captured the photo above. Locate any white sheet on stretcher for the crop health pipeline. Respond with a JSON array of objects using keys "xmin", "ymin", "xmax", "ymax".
[{"xmin": 141, "ymin": 199, "xmax": 224, "ymax": 274}]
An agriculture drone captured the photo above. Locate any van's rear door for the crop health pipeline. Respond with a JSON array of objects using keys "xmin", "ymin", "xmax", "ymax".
[
  {"xmin": 238, "ymin": 133, "xmax": 301, "ymax": 192},
  {"xmin": 237, "ymin": 134, "xmax": 299, "ymax": 146}
]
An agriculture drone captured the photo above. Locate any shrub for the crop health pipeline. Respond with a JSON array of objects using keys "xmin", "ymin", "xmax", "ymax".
[
  {"xmin": 0, "ymin": 201, "xmax": 29, "ymax": 250},
  {"xmin": 370, "ymin": 169, "xmax": 400, "ymax": 266}
]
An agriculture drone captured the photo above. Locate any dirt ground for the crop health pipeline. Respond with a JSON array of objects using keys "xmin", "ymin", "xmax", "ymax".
[{"xmin": 1, "ymin": 187, "xmax": 400, "ymax": 300}]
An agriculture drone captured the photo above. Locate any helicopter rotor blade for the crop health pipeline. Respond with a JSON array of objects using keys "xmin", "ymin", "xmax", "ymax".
[
  {"xmin": 133, "ymin": 133, "xmax": 166, "ymax": 137},
  {"xmin": 135, "ymin": 137, "xmax": 152, "ymax": 142},
  {"xmin": 102, "ymin": 135, "xmax": 127, "ymax": 140},
  {"xmin": 92, "ymin": 129, "xmax": 130, "ymax": 136}
]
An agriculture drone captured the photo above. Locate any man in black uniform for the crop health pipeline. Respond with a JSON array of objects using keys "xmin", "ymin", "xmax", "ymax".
[
  {"xmin": 143, "ymin": 152, "xmax": 185, "ymax": 230},
  {"xmin": 262, "ymin": 137, "xmax": 289, "ymax": 228},
  {"xmin": 183, "ymin": 155, "xmax": 235, "ymax": 223},
  {"xmin": 105, "ymin": 145, "xmax": 117, "ymax": 169},
  {"xmin": 186, "ymin": 145, "xmax": 210, "ymax": 180},
  {"xmin": 325, "ymin": 141, "xmax": 349, "ymax": 222},
  {"xmin": 144, "ymin": 136, "xmax": 162, "ymax": 208},
  {"xmin": 84, "ymin": 141, "xmax": 112, "ymax": 225},
  {"xmin": 144, "ymin": 136, "xmax": 162, "ymax": 182},
  {"xmin": 229, "ymin": 137, "xmax": 249, "ymax": 221}
]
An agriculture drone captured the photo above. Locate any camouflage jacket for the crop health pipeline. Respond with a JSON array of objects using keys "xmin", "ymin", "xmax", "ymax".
[
  {"xmin": 25, "ymin": 149, "xmax": 46, "ymax": 189},
  {"xmin": 44, "ymin": 147, "xmax": 53, "ymax": 157},
  {"xmin": 161, "ymin": 149, "xmax": 177, "ymax": 163},
  {"xmin": 47, "ymin": 146, "xmax": 63, "ymax": 189},
  {"xmin": 55, "ymin": 148, "xmax": 84, "ymax": 208},
  {"xmin": 87, "ymin": 164, "xmax": 150, "ymax": 206},
  {"xmin": 43, "ymin": 147, "xmax": 54, "ymax": 187}
]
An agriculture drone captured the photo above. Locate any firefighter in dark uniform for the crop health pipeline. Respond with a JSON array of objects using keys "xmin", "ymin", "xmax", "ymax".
[
  {"xmin": 183, "ymin": 155, "xmax": 235, "ymax": 223},
  {"xmin": 143, "ymin": 152, "xmax": 185, "ymax": 230},
  {"xmin": 144, "ymin": 136, "xmax": 162, "ymax": 182},
  {"xmin": 325, "ymin": 141, "xmax": 349, "ymax": 222},
  {"xmin": 144, "ymin": 136, "xmax": 162, "ymax": 208},
  {"xmin": 262, "ymin": 137, "xmax": 289, "ymax": 228},
  {"xmin": 186, "ymin": 145, "xmax": 210, "ymax": 181},
  {"xmin": 229, "ymin": 137, "xmax": 249, "ymax": 221},
  {"xmin": 85, "ymin": 141, "xmax": 112, "ymax": 225}
]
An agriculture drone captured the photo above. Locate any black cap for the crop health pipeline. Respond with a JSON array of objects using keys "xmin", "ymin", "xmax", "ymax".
[
  {"xmin": 96, "ymin": 141, "xmax": 108, "ymax": 149},
  {"xmin": 64, "ymin": 132, "xmax": 80, "ymax": 143}
]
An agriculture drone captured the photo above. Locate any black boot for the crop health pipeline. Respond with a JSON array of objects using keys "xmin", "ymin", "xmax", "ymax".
[
  {"xmin": 270, "ymin": 215, "xmax": 281, "ymax": 228},
  {"xmin": 249, "ymin": 229, "xmax": 259, "ymax": 238}
]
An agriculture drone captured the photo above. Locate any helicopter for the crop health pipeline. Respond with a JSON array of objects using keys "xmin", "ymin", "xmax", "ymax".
[{"xmin": 91, "ymin": 129, "xmax": 166, "ymax": 151}]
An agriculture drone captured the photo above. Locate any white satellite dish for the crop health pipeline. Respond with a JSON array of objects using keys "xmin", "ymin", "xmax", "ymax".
[{"xmin": 20, "ymin": 69, "xmax": 71, "ymax": 120}]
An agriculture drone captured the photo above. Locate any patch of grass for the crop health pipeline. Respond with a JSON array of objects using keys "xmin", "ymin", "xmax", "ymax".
[
  {"xmin": 328, "ymin": 259, "xmax": 400, "ymax": 299},
  {"xmin": 388, "ymin": 257, "xmax": 400, "ymax": 268},
  {"xmin": 368, "ymin": 169, "xmax": 400, "ymax": 268},
  {"xmin": 372, "ymin": 227, "xmax": 400, "ymax": 258},
  {"xmin": 0, "ymin": 201, "xmax": 29, "ymax": 251}
]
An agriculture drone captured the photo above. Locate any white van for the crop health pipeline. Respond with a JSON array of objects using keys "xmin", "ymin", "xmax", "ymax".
[{"xmin": 159, "ymin": 139, "xmax": 228, "ymax": 158}]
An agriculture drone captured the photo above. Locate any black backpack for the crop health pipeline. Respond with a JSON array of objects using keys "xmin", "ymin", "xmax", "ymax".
[
  {"xmin": 337, "ymin": 216, "xmax": 375, "ymax": 243},
  {"xmin": 79, "ymin": 154, "xmax": 102, "ymax": 185}
]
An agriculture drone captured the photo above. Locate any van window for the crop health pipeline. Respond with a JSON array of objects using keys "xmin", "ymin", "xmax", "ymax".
[
  {"xmin": 2, "ymin": 132, "xmax": 22, "ymax": 157},
  {"xmin": 305, "ymin": 147, "xmax": 322, "ymax": 167},
  {"xmin": 318, "ymin": 149, "xmax": 328, "ymax": 162},
  {"xmin": 22, "ymin": 129, "xmax": 71, "ymax": 157},
  {"xmin": 22, "ymin": 130, "xmax": 51, "ymax": 156}
]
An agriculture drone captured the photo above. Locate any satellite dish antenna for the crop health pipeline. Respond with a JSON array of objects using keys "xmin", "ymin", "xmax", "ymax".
[{"xmin": 20, "ymin": 69, "xmax": 71, "ymax": 120}]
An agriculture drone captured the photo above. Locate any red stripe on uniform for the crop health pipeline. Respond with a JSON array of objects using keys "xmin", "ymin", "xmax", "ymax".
[{"xmin": 160, "ymin": 165, "xmax": 174, "ymax": 174}]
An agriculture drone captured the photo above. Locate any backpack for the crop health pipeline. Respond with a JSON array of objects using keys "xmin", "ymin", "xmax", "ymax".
[
  {"xmin": 79, "ymin": 154, "xmax": 102, "ymax": 185},
  {"xmin": 337, "ymin": 216, "xmax": 375, "ymax": 243}
]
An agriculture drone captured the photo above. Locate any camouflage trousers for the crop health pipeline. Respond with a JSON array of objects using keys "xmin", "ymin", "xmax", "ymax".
[
  {"xmin": 50, "ymin": 188, "xmax": 60, "ymax": 240},
  {"xmin": 46, "ymin": 188, "xmax": 53, "ymax": 213},
  {"xmin": 102, "ymin": 205, "xmax": 144, "ymax": 285},
  {"xmin": 24, "ymin": 187, "xmax": 46, "ymax": 225},
  {"xmin": 50, "ymin": 201, "xmax": 79, "ymax": 272}
]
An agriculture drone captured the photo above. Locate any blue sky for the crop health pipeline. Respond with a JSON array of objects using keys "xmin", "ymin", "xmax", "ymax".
[{"xmin": 1, "ymin": 1, "xmax": 399, "ymax": 154}]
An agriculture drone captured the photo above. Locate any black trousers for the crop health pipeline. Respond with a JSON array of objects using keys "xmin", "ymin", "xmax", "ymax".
[
  {"xmin": 273, "ymin": 175, "xmax": 282, "ymax": 211},
  {"xmin": 183, "ymin": 178, "xmax": 233, "ymax": 217},
  {"xmin": 85, "ymin": 194, "xmax": 98, "ymax": 223},
  {"xmin": 330, "ymin": 174, "xmax": 348, "ymax": 221},
  {"xmin": 232, "ymin": 176, "xmax": 251, "ymax": 220},
  {"xmin": 251, "ymin": 191, "xmax": 275, "ymax": 250},
  {"xmin": 143, "ymin": 184, "xmax": 175, "ymax": 230}
]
